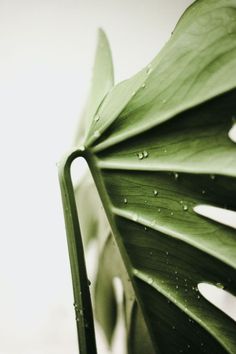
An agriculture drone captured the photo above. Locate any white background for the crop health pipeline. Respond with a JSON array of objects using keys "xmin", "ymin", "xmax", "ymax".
[{"xmin": 4, "ymin": 0, "xmax": 234, "ymax": 353}]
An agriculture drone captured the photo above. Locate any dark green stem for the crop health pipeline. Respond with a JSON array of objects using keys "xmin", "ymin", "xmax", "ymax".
[{"xmin": 58, "ymin": 148, "xmax": 97, "ymax": 354}]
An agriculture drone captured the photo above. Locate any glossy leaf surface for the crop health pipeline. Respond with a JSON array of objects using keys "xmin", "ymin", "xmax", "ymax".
[{"xmin": 73, "ymin": 1, "xmax": 236, "ymax": 353}]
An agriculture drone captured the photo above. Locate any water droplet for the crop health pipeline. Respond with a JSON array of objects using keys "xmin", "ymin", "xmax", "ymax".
[
  {"xmin": 94, "ymin": 114, "xmax": 100, "ymax": 122},
  {"xmin": 85, "ymin": 322, "xmax": 89, "ymax": 328},
  {"xmin": 133, "ymin": 269, "xmax": 138, "ymax": 275},
  {"xmin": 229, "ymin": 119, "xmax": 236, "ymax": 143},
  {"xmin": 131, "ymin": 91, "xmax": 136, "ymax": 97},
  {"xmin": 124, "ymin": 198, "xmax": 128, "ymax": 204},
  {"xmin": 137, "ymin": 152, "xmax": 144, "ymax": 160},
  {"xmin": 183, "ymin": 205, "xmax": 188, "ymax": 211},
  {"xmin": 180, "ymin": 200, "xmax": 183, "ymax": 204},
  {"xmin": 94, "ymin": 130, "xmax": 101, "ymax": 138},
  {"xmin": 216, "ymin": 282, "xmax": 224, "ymax": 289},
  {"xmin": 79, "ymin": 309, "xmax": 83, "ymax": 316},
  {"xmin": 174, "ymin": 172, "xmax": 179, "ymax": 180},
  {"xmin": 158, "ymin": 208, "xmax": 161, "ymax": 212},
  {"xmin": 153, "ymin": 189, "xmax": 158, "ymax": 196},
  {"xmin": 149, "ymin": 251, "xmax": 153, "ymax": 255},
  {"xmin": 144, "ymin": 226, "xmax": 147, "ymax": 231},
  {"xmin": 210, "ymin": 174, "xmax": 215, "ymax": 180},
  {"xmin": 176, "ymin": 285, "xmax": 179, "ymax": 289},
  {"xmin": 201, "ymin": 189, "xmax": 206, "ymax": 195},
  {"xmin": 73, "ymin": 302, "xmax": 78, "ymax": 309},
  {"xmin": 143, "ymin": 150, "xmax": 149, "ymax": 158},
  {"xmin": 79, "ymin": 145, "xmax": 85, "ymax": 152},
  {"xmin": 146, "ymin": 64, "xmax": 152, "ymax": 74},
  {"xmin": 132, "ymin": 213, "xmax": 138, "ymax": 222},
  {"xmin": 87, "ymin": 279, "xmax": 91, "ymax": 286},
  {"xmin": 174, "ymin": 271, "xmax": 178, "ymax": 275},
  {"xmin": 166, "ymin": 251, "xmax": 169, "ymax": 256},
  {"xmin": 141, "ymin": 83, "xmax": 146, "ymax": 88},
  {"xmin": 197, "ymin": 295, "xmax": 201, "ymax": 299},
  {"xmin": 148, "ymin": 277, "xmax": 154, "ymax": 285},
  {"xmin": 170, "ymin": 212, "xmax": 174, "ymax": 216}
]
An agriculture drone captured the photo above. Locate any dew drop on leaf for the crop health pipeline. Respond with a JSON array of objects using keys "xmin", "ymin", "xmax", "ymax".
[
  {"xmin": 201, "ymin": 189, "xmax": 206, "ymax": 195},
  {"xmin": 153, "ymin": 189, "xmax": 158, "ymax": 196},
  {"xmin": 137, "ymin": 152, "xmax": 144, "ymax": 160},
  {"xmin": 143, "ymin": 150, "xmax": 149, "ymax": 158},
  {"xmin": 132, "ymin": 213, "xmax": 138, "ymax": 222},
  {"xmin": 146, "ymin": 64, "xmax": 152, "ymax": 74},
  {"xmin": 85, "ymin": 322, "xmax": 89, "ymax": 328},
  {"xmin": 228, "ymin": 118, "xmax": 236, "ymax": 143},
  {"xmin": 148, "ymin": 277, "xmax": 154, "ymax": 285},
  {"xmin": 141, "ymin": 83, "xmax": 146, "ymax": 88},
  {"xmin": 210, "ymin": 174, "xmax": 215, "ymax": 180},
  {"xmin": 183, "ymin": 205, "xmax": 188, "ymax": 211},
  {"xmin": 94, "ymin": 114, "xmax": 100, "ymax": 122},
  {"xmin": 174, "ymin": 172, "xmax": 179, "ymax": 180},
  {"xmin": 123, "ymin": 198, "xmax": 128, "ymax": 204},
  {"xmin": 216, "ymin": 282, "xmax": 224, "ymax": 289},
  {"xmin": 94, "ymin": 130, "xmax": 101, "ymax": 138}
]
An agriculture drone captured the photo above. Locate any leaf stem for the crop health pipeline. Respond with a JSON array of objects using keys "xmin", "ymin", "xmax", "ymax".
[{"xmin": 58, "ymin": 148, "xmax": 97, "ymax": 354}]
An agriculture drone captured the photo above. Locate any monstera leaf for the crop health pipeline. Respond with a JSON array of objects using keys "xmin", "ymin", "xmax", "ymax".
[{"xmin": 58, "ymin": 1, "xmax": 236, "ymax": 353}]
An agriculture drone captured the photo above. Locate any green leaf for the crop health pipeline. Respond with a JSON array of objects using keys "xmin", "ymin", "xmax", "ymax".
[
  {"xmin": 86, "ymin": 0, "xmax": 236, "ymax": 150},
  {"xmin": 74, "ymin": 28, "xmax": 114, "ymax": 145},
  {"xmin": 63, "ymin": 1, "xmax": 236, "ymax": 353}
]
